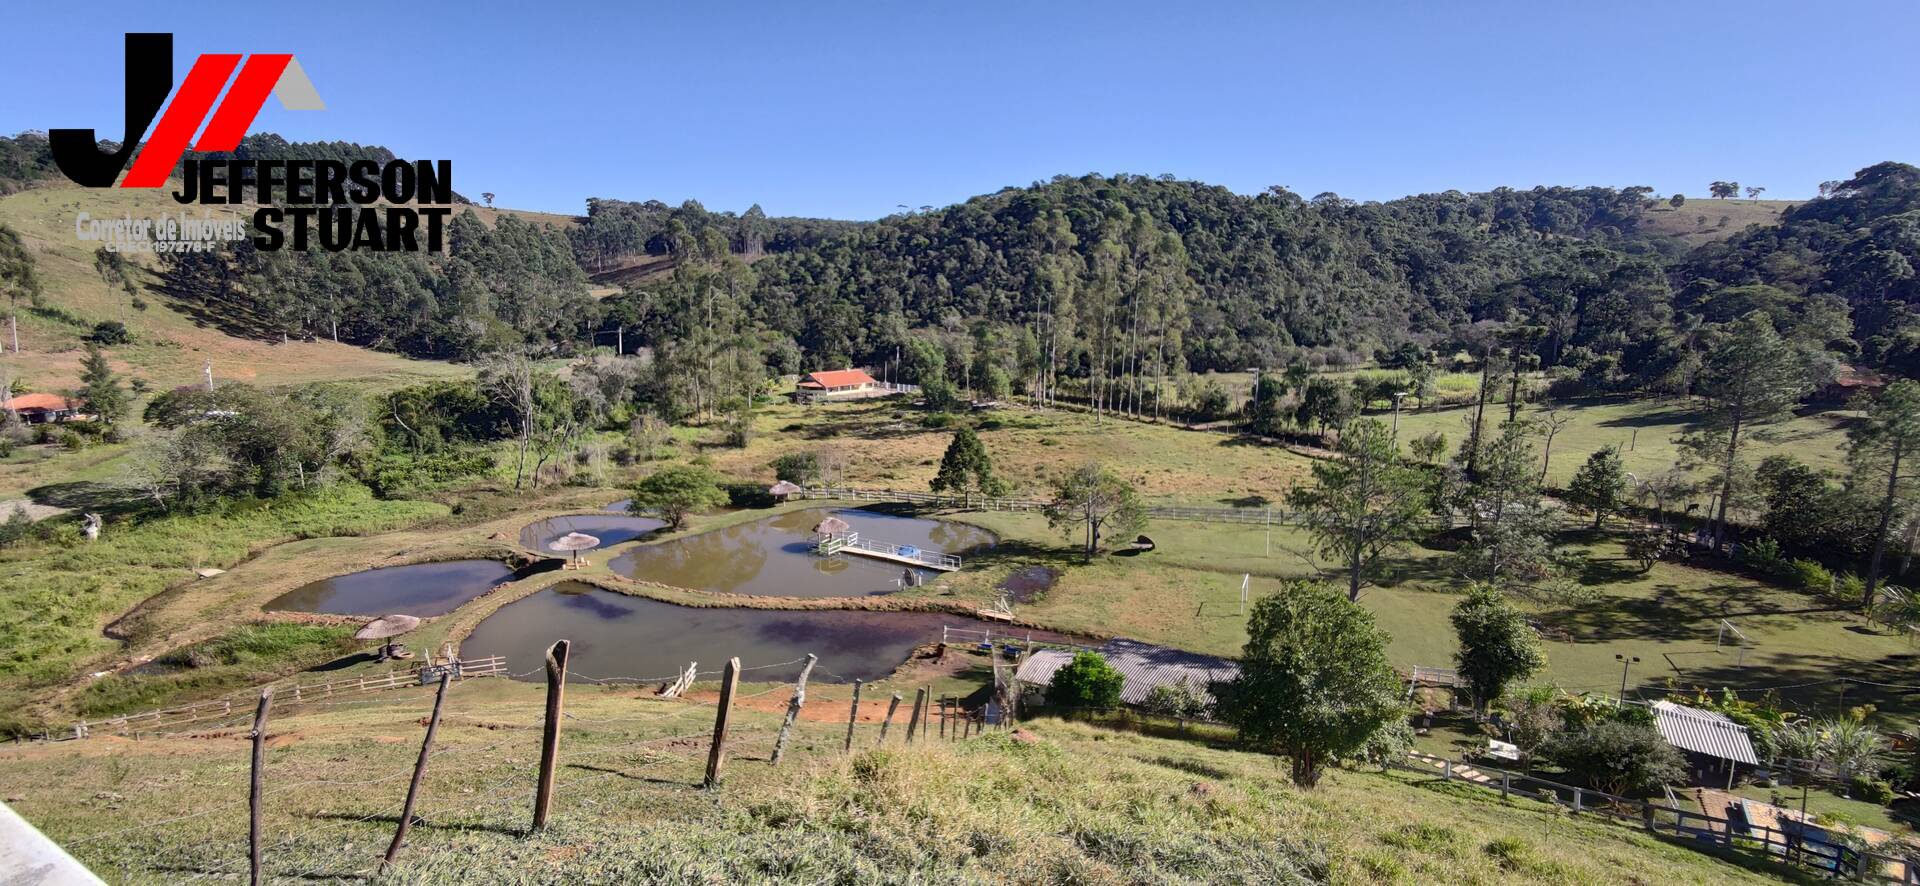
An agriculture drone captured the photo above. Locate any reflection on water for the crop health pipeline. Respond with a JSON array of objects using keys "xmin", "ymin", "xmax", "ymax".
[
  {"xmin": 462, "ymin": 582, "xmax": 1058, "ymax": 684},
  {"xmin": 607, "ymin": 508, "xmax": 995, "ymax": 597},
  {"xmin": 519, "ymin": 514, "xmax": 667, "ymax": 552},
  {"xmin": 265, "ymin": 559, "xmax": 519, "ymax": 617}
]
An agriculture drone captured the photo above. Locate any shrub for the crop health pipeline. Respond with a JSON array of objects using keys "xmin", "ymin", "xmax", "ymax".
[
  {"xmin": 1787, "ymin": 559, "xmax": 1834, "ymax": 593},
  {"xmin": 1047, "ymin": 651, "xmax": 1124, "ymax": 712},
  {"xmin": 59, "ymin": 430, "xmax": 86, "ymax": 451},
  {"xmin": 1836, "ymin": 573, "xmax": 1868, "ymax": 604},
  {"xmin": 86, "ymin": 320, "xmax": 131, "ymax": 344},
  {"xmin": 770, "ymin": 451, "xmax": 820, "ymax": 484},
  {"xmin": 1543, "ymin": 716, "xmax": 1684, "ymax": 796},
  {"xmin": 1142, "ymin": 678, "xmax": 1210, "ymax": 721},
  {"xmin": 0, "ymin": 505, "xmax": 33, "ymax": 548},
  {"xmin": 1738, "ymin": 537, "xmax": 1786, "ymax": 575},
  {"xmin": 1849, "ymin": 775, "xmax": 1895, "ymax": 805}
]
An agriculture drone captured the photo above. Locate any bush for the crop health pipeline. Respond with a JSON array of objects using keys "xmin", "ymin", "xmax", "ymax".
[
  {"xmin": 1787, "ymin": 559, "xmax": 1834, "ymax": 593},
  {"xmin": 1849, "ymin": 775, "xmax": 1896, "ymax": 805},
  {"xmin": 86, "ymin": 320, "xmax": 130, "ymax": 344},
  {"xmin": 1543, "ymin": 716, "xmax": 1684, "ymax": 796},
  {"xmin": 1738, "ymin": 537, "xmax": 1787, "ymax": 575},
  {"xmin": 1047, "ymin": 651, "xmax": 1125, "ymax": 712},
  {"xmin": 1836, "ymin": 573, "xmax": 1868, "ymax": 603},
  {"xmin": 1142, "ymin": 678, "xmax": 1210, "ymax": 721},
  {"xmin": 0, "ymin": 505, "xmax": 33, "ymax": 548},
  {"xmin": 770, "ymin": 451, "xmax": 820, "ymax": 484},
  {"xmin": 59, "ymin": 430, "xmax": 86, "ymax": 451}
]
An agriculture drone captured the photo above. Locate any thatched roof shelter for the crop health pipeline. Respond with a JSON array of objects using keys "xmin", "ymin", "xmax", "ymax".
[
  {"xmin": 769, "ymin": 480, "xmax": 804, "ymax": 498},
  {"xmin": 354, "ymin": 614, "xmax": 422, "ymax": 640},
  {"xmin": 813, "ymin": 515, "xmax": 851, "ymax": 535},
  {"xmin": 547, "ymin": 532, "xmax": 601, "ymax": 553}
]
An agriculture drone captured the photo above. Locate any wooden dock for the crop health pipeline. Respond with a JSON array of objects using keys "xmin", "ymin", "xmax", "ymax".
[{"xmin": 816, "ymin": 532, "xmax": 961, "ymax": 571}]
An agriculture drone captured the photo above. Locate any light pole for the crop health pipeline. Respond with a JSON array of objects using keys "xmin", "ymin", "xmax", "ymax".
[
  {"xmin": 1614, "ymin": 654, "xmax": 1640, "ymax": 702},
  {"xmin": 1391, "ymin": 390, "xmax": 1410, "ymax": 444}
]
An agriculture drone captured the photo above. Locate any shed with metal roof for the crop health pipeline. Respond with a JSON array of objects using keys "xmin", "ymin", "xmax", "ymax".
[
  {"xmin": 1651, "ymin": 700, "xmax": 1759, "ymax": 766},
  {"xmin": 1015, "ymin": 638, "xmax": 1238, "ymax": 708}
]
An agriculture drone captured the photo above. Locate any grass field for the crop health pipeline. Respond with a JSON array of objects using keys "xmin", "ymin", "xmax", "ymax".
[
  {"xmin": 0, "ymin": 675, "xmax": 1800, "ymax": 884},
  {"xmin": 1638, "ymin": 198, "xmax": 1797, "ymax": 248},
  {"xmin": 0, "ymin": 484, "xmax": 449, "ymax": 730},
  {"xmin": 1388, "ymin": 396, "xmax": 1855, "ymax": 490},
  {"xmin": 707, "ymin": 396, "xmax": 1319, "ymax": 504},
  {"xmin": 937, "ymin": 507, "xmax": 1920, "ymax": 730}
]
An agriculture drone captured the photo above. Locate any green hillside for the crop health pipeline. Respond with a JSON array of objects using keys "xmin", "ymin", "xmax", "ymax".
[{"xmin": 0, "ymin": 678, "xmax": 1796, "ymax": 884}]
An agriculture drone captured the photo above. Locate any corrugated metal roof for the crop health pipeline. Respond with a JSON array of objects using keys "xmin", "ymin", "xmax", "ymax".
[
  {"xmin": 1651, "ymin": 701, "xmax": 1759, "ymax": 765},
  {"xmin": 1014, "ymin": 639, "xmax": 1238, "ymax": 707}
]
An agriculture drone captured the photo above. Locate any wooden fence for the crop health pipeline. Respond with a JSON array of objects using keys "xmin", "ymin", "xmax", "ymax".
[
  {"xmin": 47, "ymin": 639, "xmax": 1005, "ymax": 882},
  {"xmin": 1394, "ymin": 751, "xmax": 1920, "ymax": 883},
  {"xmin": 61, "ymin": 656, "xmax": 508, "ymax": 741},
  {"xmin": 802, "ymin": 485, "xmax": 1306, "ymax": 525}
]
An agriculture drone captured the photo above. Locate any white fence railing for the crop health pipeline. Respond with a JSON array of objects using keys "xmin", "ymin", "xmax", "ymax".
[{"xmin": 820, "ymin": 531, "xmax": 961, "ymax": 570}]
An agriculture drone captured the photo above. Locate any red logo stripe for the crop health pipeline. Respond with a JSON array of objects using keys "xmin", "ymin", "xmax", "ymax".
[
  {"xmin": 194, "ymin": 54, "xmax": 291, "ymax": 153},
  {"xmin": 120, "ymin": 53, "xmax": 241, "ymax": 188}
]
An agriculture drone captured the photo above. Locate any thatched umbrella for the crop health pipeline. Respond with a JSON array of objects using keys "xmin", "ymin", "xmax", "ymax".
[
  {"xmin": 813, "ymin": 515, "xmax": 851, "ymax": 536},
  {"xmin": 769, "ymin": 480, "xmax": 803, "ymax": 500},
  {"xmin": 548, "ymin": 531, "xmax": 601, "ymax": 568},
  {"xmin": 356, "ymin": 614, "xmax": 421, "ymax": 661}
]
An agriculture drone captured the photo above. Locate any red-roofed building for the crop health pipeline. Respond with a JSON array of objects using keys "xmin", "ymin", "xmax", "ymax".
[
  {"xmin": 795, "ymin": 368, "xmax": 882, "ymax": 403},
  {"xmin": 4, "ymin": 393, "xmax": 86, "ymax": 424}
]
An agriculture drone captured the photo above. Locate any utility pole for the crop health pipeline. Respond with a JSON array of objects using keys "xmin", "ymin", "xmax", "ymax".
[{"xmin": 1614, "ymin": 654, "xmax": 1640, "ymax": 702}]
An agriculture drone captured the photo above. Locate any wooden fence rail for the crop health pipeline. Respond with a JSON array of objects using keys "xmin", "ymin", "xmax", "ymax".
[
  {"xmin": 61, "ymin": 656, "xmax": 508, "ymax": 741},
  {"xmin": 1394, "ymin": 751, "xmax": 1920, "ymax": 883}
]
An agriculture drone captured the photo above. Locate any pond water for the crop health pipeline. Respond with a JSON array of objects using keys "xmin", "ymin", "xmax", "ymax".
[
  {"xmin": 519, "ymin": 514, "xmax": 667, "ymax": 552},
  {"xmin": 607, "ymin": 507, "xmax": 996, "ymax": 597},
  {"xmin": 461, "ymin": 582, "xmax": 1063, "ymax": 684},
  {"xmin": 264, "ymin": 559, "xmax": 550, "ymax": 617}
]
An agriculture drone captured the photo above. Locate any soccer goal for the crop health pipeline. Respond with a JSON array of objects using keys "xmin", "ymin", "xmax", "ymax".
[{"xmin": 1716, "ymin": 619, "xmax": 1753, "ymax": 667}]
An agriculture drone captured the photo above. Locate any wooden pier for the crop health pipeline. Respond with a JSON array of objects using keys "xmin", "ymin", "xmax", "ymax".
[{"xmin": 815, "ymin": 531, "xmax": 961, "ymax": 571}]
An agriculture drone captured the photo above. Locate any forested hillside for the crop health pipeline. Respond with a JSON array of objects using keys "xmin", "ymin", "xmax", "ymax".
[{"xmin": 8, "ymin": 131, "xmax": 1917, "ymax": 400}]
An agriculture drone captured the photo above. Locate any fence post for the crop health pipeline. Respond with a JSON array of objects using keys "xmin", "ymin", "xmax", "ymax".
[
  {"xmin": 906, "ymin": 688, "xmax": 927, "ymax": 744},
  {"xmin": 704, "ymin": 658, "xmax": 741, "ymax": 788},
  {"xmin": 248, "ymin": 687, "xmax": 274, "ymax": 886},
  {"xmin": 1572, "ymin": 788, "xmax": 1583, "ymax": 814},
  {"xmin": 1442, "ymin": 759, "xmax": 1451, "ymax": 780},
  {"xmin": 1641, "ymin": 801, "xmax": 1655, "ymax": 832},
  {"xmin": 1500, "ymin": 771, "xmax": 1510, "ymax": 799},
  {"xmin": 382, "ymin": 670, "xmax": 451, "ymax": 871},
  {"xmin": 532, "ymin": 639, "xmax": 570, "ymax": 830},
  {"xmin": 843, "ymin": 680, "xmax": 863, "ymax": 753},
  {"xmin": 878, "ymin": 693, "xmax": 902, "ymax": 745},
  {"xmin": 770, "ymin": 653, "xmax": 816, "ymax": 766},
  {"xmin": 939, "ymin": 697, "xmax": 949, "ymax": 738}
]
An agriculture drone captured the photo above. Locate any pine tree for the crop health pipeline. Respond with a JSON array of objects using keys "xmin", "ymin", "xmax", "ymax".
[
  {"xmin": 930, "ymin": 426, "xmax": 1000, "ymax": 496},
  {"xmin": 1566, "ymin": 447, "xmax": 1628, "ymax": 530},
  {"xmin": 78, "ymin": 342, "xmax": 126, "ymax": 427},
  {"xmin": 1849, "ymin": 379, "xmax": 1920, "ymax": 606}
]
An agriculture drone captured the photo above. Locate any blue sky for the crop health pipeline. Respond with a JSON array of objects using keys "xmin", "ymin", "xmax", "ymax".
[{"xmin": 4, "ymin": 1, "xmax": 1915, "ymax": 219}]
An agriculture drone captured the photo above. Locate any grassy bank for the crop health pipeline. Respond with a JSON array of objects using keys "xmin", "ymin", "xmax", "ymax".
[
  {"xmin": 0, "ymin": 677, "xmax": 1799, "ymax": 884},
  {"xmin": 0, "ymin": 484, "xmax": 446, "ymax": 732}
]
